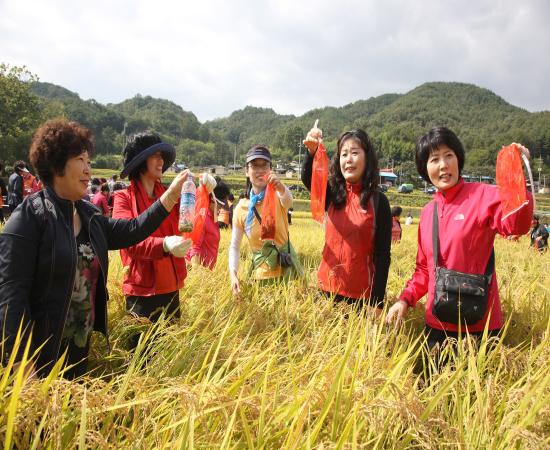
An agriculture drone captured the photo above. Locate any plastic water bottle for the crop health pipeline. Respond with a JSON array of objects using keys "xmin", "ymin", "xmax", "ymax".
[{"xmin": 178, "ymin": 175, "xmax": 196, "ymax": 232}]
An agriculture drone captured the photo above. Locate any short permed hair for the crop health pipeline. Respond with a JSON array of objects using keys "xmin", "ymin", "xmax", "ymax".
[
  {"xmin": 415, "ymin": 127, "xmax": 465, "ymax": 184},
  {"xmin": 29, "ymin": 119, "xmax": 94, "ymax": 185}
]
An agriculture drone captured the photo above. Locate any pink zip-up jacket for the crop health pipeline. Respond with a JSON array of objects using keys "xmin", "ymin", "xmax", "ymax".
[
  {"xmin": 399, "ymin": 179, "xmax": 533, "ymax": 332},
  {"xmin": 185, "ymin": 209, "xmax": 220, "ymax": 270}
]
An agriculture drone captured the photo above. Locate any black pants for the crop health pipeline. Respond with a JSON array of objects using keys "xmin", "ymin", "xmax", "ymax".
[
  {"xmin": 417, "ymin": 326, "xmax": 502, "ymax": 376},
  {"xmin": 126, "ymin": 291, "xmax": 180, "ymax": 350},
  {"xmin": 424, "ymin": 325, "xmax": 501, "ymax": 351},
  {"xmin": 60, "ymin": 338, "xmax": 90, "ymax": 380},
  {"xmin": 126, "ymin": 291, "xmax": 181, "ymax": 322},
  {"xmin": 321, "ymin": 290, "xmax": 384, "ymax": 310}
]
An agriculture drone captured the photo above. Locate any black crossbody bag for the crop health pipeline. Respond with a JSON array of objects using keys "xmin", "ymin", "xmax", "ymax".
[{"xmin": 432, "ymin": 204, "xmax": 494, "ymax": 325}]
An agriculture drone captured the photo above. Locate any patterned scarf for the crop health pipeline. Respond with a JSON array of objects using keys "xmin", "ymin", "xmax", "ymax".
[{"xmin": 245, "ymin": 188, "xmax": 265, "ymax": 235}]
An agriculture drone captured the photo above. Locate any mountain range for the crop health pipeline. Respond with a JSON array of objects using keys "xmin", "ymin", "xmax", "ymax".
[{"xmin": 29, "ymin": 81, "xmax": 550, "ymax": 174}]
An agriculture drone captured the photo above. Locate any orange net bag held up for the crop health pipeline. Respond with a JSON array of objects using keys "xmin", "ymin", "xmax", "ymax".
[
  {"xmin": 496, "ymin": 143, "xmax": 529, "ymax": 220},
  {"xmin": 182, "ymin": 184, "xmax": 210, "ymax": 244},
  {"xmin": 310, "ymin": 142, "xmax": 329, "ymax": 224},
  {"xmin": 260, "ymin": 181, "xmax": 277, "ymax": 241}
]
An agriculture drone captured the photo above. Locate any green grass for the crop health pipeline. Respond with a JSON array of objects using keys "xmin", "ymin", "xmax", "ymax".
[{"xmin": 1, "ymin": 213, "xmax": 549, "ymax": 448}]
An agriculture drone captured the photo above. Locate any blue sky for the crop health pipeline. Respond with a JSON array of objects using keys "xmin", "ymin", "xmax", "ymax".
[{"xmin": 1, "ymin": 0, "xmax": 549, "ymax": 121}]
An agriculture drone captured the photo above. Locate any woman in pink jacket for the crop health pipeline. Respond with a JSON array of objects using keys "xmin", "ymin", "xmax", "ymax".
[
  {"xmin": 185, "ymin": 175, "xmax": 231, "ymax": 269},
  {"xmin": 386, "ymin": 127, "xmax": 533, "ymax": 349}
]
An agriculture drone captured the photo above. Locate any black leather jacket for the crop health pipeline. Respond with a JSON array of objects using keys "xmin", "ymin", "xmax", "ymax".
[
  {"xmin": 7, "ymin": 172, "xmax": 23, "ymax": 210},
  {"xmin": 0, "ymin": 186, "xmax": 170, "ymax": 375}
]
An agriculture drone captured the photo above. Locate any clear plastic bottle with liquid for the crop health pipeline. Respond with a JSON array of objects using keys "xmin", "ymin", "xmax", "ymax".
[{"xmin": 178, "ymin": 175, "xmax": 196, "ymax": 232}]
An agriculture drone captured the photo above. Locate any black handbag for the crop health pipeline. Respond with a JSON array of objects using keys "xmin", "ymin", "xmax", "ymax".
[{"xmin": 432, "ymin": 204, "xmax": 494, "ymax": 325}]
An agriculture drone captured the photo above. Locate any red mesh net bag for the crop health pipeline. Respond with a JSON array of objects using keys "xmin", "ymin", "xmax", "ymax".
[
  {"xmin": 261, "ymin": 181, "xmax": 277, "ymax": 240},
  {"xmin": 496, "ymin": 143, "xmax": 528, "ymax": 219},
  {"xmin": 310, "ymin": 142, "xmax": 329, "ymax": 224},
  {"xmin": 182, "ymin": 184, "xmax": 210, "ymax": 244}
]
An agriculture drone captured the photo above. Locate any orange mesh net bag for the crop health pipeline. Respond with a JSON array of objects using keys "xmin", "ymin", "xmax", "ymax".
[
  {"xmin": 182, "ymin": 184, "xmax": 210, "ymax": 244},
  {"xmin": 260, "ymin": 181, "xmax": 277, "ymax": 240},
  {"xmin": 496, "ymin": 143, "xmax": 530, "ymax": 220},
  {"xmin": 310, "ymin": 141, "xmax": 329, "ymax": 224}
]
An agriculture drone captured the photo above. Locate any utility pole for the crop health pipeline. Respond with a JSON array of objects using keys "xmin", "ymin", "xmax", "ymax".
[
  {"xmin": 122, "ymin": 122, "xmax": 128, "ymax": 147},
  {"xmin": 298, "ymin": 140, "xmax": 303, "ymax": 169},
  {"xmin": 233, "ymin": 142, "xmax": 237, "ymax": 173},
  {"xmin": 538, "ymin": 152, "xmax": 543, "ymax": 188}
]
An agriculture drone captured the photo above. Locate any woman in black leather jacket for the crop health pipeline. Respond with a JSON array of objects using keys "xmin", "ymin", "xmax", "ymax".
[{"xmin": 0, "ymin": 119, "xmax": 190, "ymax": 378}]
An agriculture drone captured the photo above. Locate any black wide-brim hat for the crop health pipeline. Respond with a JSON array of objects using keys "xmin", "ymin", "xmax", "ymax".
[{"xmin": 120, "ymin": 142, "xmax": 176, "ymax": 179}]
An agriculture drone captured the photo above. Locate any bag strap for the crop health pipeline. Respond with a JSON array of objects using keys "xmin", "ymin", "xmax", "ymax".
[
  {"xmin": 253, "ymin": 206, "xmax": 262, "ymax": 224},
  {"xmin": 432, "ymin": 203, "xmax": 439, "ymax": 269},
  {"xmin": 432, "ymin": 202, "xmax": 494, "ymax": 277}
]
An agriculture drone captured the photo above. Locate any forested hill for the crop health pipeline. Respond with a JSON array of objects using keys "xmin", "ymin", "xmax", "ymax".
[{"xmin": 19, "ymin": 80, "xmax": 550, "ymax": 175}]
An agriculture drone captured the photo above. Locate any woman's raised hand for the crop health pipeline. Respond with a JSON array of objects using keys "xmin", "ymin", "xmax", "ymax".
[
  {"xmin": 200, "ymin": 172, "xmax": 217, "ymax": 193},
  {"xmin": 267, "ymin": 173, "xmax": 285, "ymax": 195},
  {"xmin": 303, "ymin": 119, "xmax": 323, "ymax": 155},
  {"xmin": 161, "ymin": 169, "xmax": 192, "ymax": 211},
  {"xmin": 511, "ymin": 142, "xmax": 530, "ymax": 160}
]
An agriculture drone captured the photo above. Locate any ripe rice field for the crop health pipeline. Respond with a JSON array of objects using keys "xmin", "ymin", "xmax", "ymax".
[{"xmin": 1, "ymin": 210, "xmax": 549, "ymax": 448}]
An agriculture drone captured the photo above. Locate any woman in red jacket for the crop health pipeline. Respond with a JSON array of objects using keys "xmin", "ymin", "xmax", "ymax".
[
  {"xmin": 301, "ymin": 127, "xmax": 392, "ymax": 313},
  {"xmin": 185, "ymin": 174, "xmax": 231, "ymax": 269},
  {"xmin": 385, "ymin": 127, "xmax": 533, "ymax": 349},
  {"xmin": 391, "ymin": 205, "xmax": 403, "ymax": 242},
  {"xmin": 113, "ymin": 131, "xmax": 191, "ymax": 324},
  {"xmin": 92, "ymin": 183, "xmax": 111, "ymax": 216}
]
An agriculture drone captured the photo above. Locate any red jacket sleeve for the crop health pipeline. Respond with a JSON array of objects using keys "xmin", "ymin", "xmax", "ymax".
[
  {"xmin": 112, "ymin": 190, "xmax": 165, "ymax": 260},
  {"xmin": 399, "ymin": 214, "xmax": 430, "ymax": 307},
  {"xmin": 484, "ymin": 186, "xmax": 534, "ymax": 236}
]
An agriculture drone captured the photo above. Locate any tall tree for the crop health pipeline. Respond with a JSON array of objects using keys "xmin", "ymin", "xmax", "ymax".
[{"xmin": 0, "ymin": 64, "xmax": 41, "ymax": 163}]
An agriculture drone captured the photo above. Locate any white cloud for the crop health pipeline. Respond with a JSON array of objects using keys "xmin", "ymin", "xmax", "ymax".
[{"xmin": 1, "ymin": 0, "xmax": 549, "ymax": 121}]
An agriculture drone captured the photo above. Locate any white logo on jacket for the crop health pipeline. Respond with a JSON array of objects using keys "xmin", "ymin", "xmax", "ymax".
[{"xmin": 454, "ymin": 213, "xmax": 464, "ymax": 221}]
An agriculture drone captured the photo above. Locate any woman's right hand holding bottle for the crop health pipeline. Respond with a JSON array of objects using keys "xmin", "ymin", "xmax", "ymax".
[
  {"xmin": 303, "ymin": 119, "xmax": 323, "ymax": 155},
  {"xmin": 160, "ymin": 169, "xmax": 192, "ymax": 211}
]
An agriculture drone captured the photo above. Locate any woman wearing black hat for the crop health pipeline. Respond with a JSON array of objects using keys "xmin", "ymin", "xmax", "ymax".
[
  {"xmin": 0, "ymin": 120, "xmax": 190, "ymax": 378},
  {"xmin": 113, "ymin": 131, "xmax": 192, "ymax": 328},
  {"xmin": 229, "ymin": 145, "xmax": 303, "ymax": 294}
]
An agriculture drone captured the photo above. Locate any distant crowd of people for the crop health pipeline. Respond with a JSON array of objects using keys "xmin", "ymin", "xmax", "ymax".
[{"xmin": 0, "ymin": 118, "xmax": 546, "ymax": 379}]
